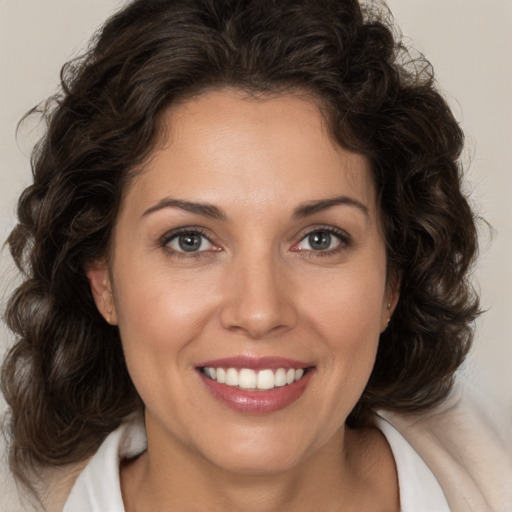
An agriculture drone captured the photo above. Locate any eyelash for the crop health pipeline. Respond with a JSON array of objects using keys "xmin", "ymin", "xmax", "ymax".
[
  {"xmin": 159, "ymin": 226, "xmax": 351, "ymax": 259},
  {"xmin": 160, "ymin": 228, "xmax": 217, "ymax": 259},
  {"xmin": 293, "ymin": 226, "xmax": 351, "ymax": 257}
]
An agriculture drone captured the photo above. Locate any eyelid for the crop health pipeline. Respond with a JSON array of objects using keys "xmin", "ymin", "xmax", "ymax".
[
  {"xmin": 160, "ymin": 227, "xmax": 221, "ymax": 255},
  {"xmin": 158, "ymin": 225, "xmax": 350, "ymax": 257},
  {"xmin": 291, "ymin": 225, "xmax": 351, "ymax": 253}
]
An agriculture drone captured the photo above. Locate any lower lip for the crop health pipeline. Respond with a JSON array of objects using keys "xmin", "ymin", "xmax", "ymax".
[{"xmin": 198, "ymin": 370, "xmax": 314, "ymax": 414}]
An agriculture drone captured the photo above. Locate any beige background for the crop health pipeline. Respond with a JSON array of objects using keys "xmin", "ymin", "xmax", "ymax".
[{"xmin": 1, "ymin": 0, "xmax": 511, "ymax": 508}]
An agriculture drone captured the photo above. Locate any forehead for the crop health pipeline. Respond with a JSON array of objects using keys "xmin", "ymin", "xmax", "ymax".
[{"xmin": 122, "ymin": 88, "xmax": 376, "ymax": 217}]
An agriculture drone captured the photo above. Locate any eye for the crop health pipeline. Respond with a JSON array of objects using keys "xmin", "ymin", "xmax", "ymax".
[
  {"xmin": 292, "ymin": 228, "xmax": 348, "ymax": 254},
  {"xmin": 164, "ymin": 230, "xmax": 216, "ymax": 253}
]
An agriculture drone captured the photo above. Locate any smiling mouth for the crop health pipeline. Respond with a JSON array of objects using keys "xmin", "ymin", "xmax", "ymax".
[
  {"xmin": 200, "ymin": 367, "xmax": 310, "ymax": 391},
  {"xmin": 197, "ymin": 361, "xmax": 315, "ymax": 413}
]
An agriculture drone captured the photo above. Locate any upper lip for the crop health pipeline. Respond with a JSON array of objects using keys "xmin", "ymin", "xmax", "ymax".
[{"xmin": 196, "ymin": 356, "xmax": 312, "ymax": 370}]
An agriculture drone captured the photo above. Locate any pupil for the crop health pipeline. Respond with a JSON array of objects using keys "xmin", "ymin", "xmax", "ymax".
[
  {"xmin": 179, "ymin": 233, "xmax": 201, "ymax": 252},
  {"xmin": 309, "ymin": 231, "xmax": 331, "ymax": 250}
]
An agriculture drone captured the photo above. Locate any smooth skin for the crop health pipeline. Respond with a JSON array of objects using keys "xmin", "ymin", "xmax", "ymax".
[{"xmin": 87, "ymin": 88, "xmax": 400, "ymax": 512}]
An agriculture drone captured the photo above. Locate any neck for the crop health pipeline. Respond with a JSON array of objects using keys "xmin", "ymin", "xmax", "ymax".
[{"xmin": 121, "ymin": 419, "xmax": 398, "ymax": 512}]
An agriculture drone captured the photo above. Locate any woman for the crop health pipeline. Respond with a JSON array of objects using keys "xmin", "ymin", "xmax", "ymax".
[{"xmin": 1, "ymin": 0, "xmax": 511, "ymax": 511}]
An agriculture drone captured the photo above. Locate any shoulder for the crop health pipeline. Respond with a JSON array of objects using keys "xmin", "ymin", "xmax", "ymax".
[
  {"xmin": 56, "ymin": 415, "xmax": 146, "ymax": 512},
  {"xmin": 38, "ymin": 461, "xmax": 89, "ymax": 512},
  {"xmin": 378, "ymin": 379, "xmax": 512, "ymax": 512},
  {"xmin": 0, "ymin": 452, "xmax": 87, "ymax": 512},
  {"xmin": 1, "ymin": 415, "xmax": 145, "ymax": 512}
]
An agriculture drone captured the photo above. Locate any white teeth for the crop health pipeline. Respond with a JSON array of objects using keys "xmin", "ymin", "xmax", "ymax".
[
  {"xmin": 202, "ymin": 366, "xmax": 307, "ymax": 390},
  {"xmin": 257, "ymin": 369, "xmax": 275, "ymax": 390},
  {"xmin": 225, "ymin": 368, "xmax": 239, "ymax": 386},
  {"xmin": 238, "ymin": 368, "xmax": 257, "ymax": 389},
  {"xmin": 216, "ymin": 367, "xmax": 226, "ymax": 384},
  {"xmin": 274, "ymin": 368, "xmax": 287, "ymax": 387}
]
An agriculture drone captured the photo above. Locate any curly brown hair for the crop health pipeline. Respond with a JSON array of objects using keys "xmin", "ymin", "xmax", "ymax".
[{"xmin": 2, "ymin": 0, "xmax": 479, "ymax": 485}]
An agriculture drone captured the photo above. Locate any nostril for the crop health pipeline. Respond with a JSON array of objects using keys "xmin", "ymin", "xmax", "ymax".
[
  {"xmin": 219, "ymin": 296, "xmax": 298, "ymax": 338},
  {"xmin": 218, "ymin": 262, "xmax": 298, "ymax": 338}
]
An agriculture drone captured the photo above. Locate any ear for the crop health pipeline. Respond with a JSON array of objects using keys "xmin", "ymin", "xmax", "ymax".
[
  {"xmin": 86, "ymin": 261, "xmax": 117, "ymax": 325},
  {"xmin": 380, "ymin": 275, "xmax": 401, "ymax": 333}
]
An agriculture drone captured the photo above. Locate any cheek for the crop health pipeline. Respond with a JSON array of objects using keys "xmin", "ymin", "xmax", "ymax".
[
  {"xmin": 112, "ymin": 265, "xmax": 221, "ymax": 370},
  {"xmin": 116, "ymin": 274, "xmax": 214, "ymax": 346},
  {"xmin": 304, "ymin": 261, "xmax": 386, "ymax": 384},
  {"xmin": 306, "ymin": 258, "xmax": 387, "ymax": 336},
  {"xmin": 112, "ymin": 270, "xmax": 217, "ymax": 415},
  {"xmin": 320, "ymin": 294, "xmax": 382, "ymax": 385}
]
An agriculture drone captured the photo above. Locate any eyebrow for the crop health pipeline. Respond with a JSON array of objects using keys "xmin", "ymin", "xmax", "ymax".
[
  {"xmin": 142, "ymin": 198, "xmax": 226, "ymax": 220},
  {"xmin": 141, "ymin": 195, "xmax": 369, "ymax": 221},
  {"xmin": 293, "ymin": 196, "xmax": 369, "ymax": 219}
]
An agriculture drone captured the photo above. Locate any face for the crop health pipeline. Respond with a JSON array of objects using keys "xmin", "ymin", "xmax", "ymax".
[{"xmin": 89, "ymin": 88, "xmax": 396, "ymax": 474}]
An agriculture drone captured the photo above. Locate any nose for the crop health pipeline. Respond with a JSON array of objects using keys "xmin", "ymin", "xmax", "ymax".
[{"xmin": 219, "ymin": 250, "xmax": 298, "ymax": 339}]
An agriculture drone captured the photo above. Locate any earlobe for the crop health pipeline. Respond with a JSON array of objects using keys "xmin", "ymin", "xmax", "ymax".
[
  {"xmin": 381, "ymin": 278, "xmax": 401, "ymax": 332},
  {"xmin": 85, "ymin": 262, "xmax": 117, "ymax": 325}
]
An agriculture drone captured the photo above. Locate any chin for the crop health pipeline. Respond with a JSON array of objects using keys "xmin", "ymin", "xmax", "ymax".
[
  {"xmin": 206, "ymin": 446, "xmax": 306, "ymax": 476},
  {"xmin": 193, "ymin": 421, "xmax": 334, "ymax": 476}
]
